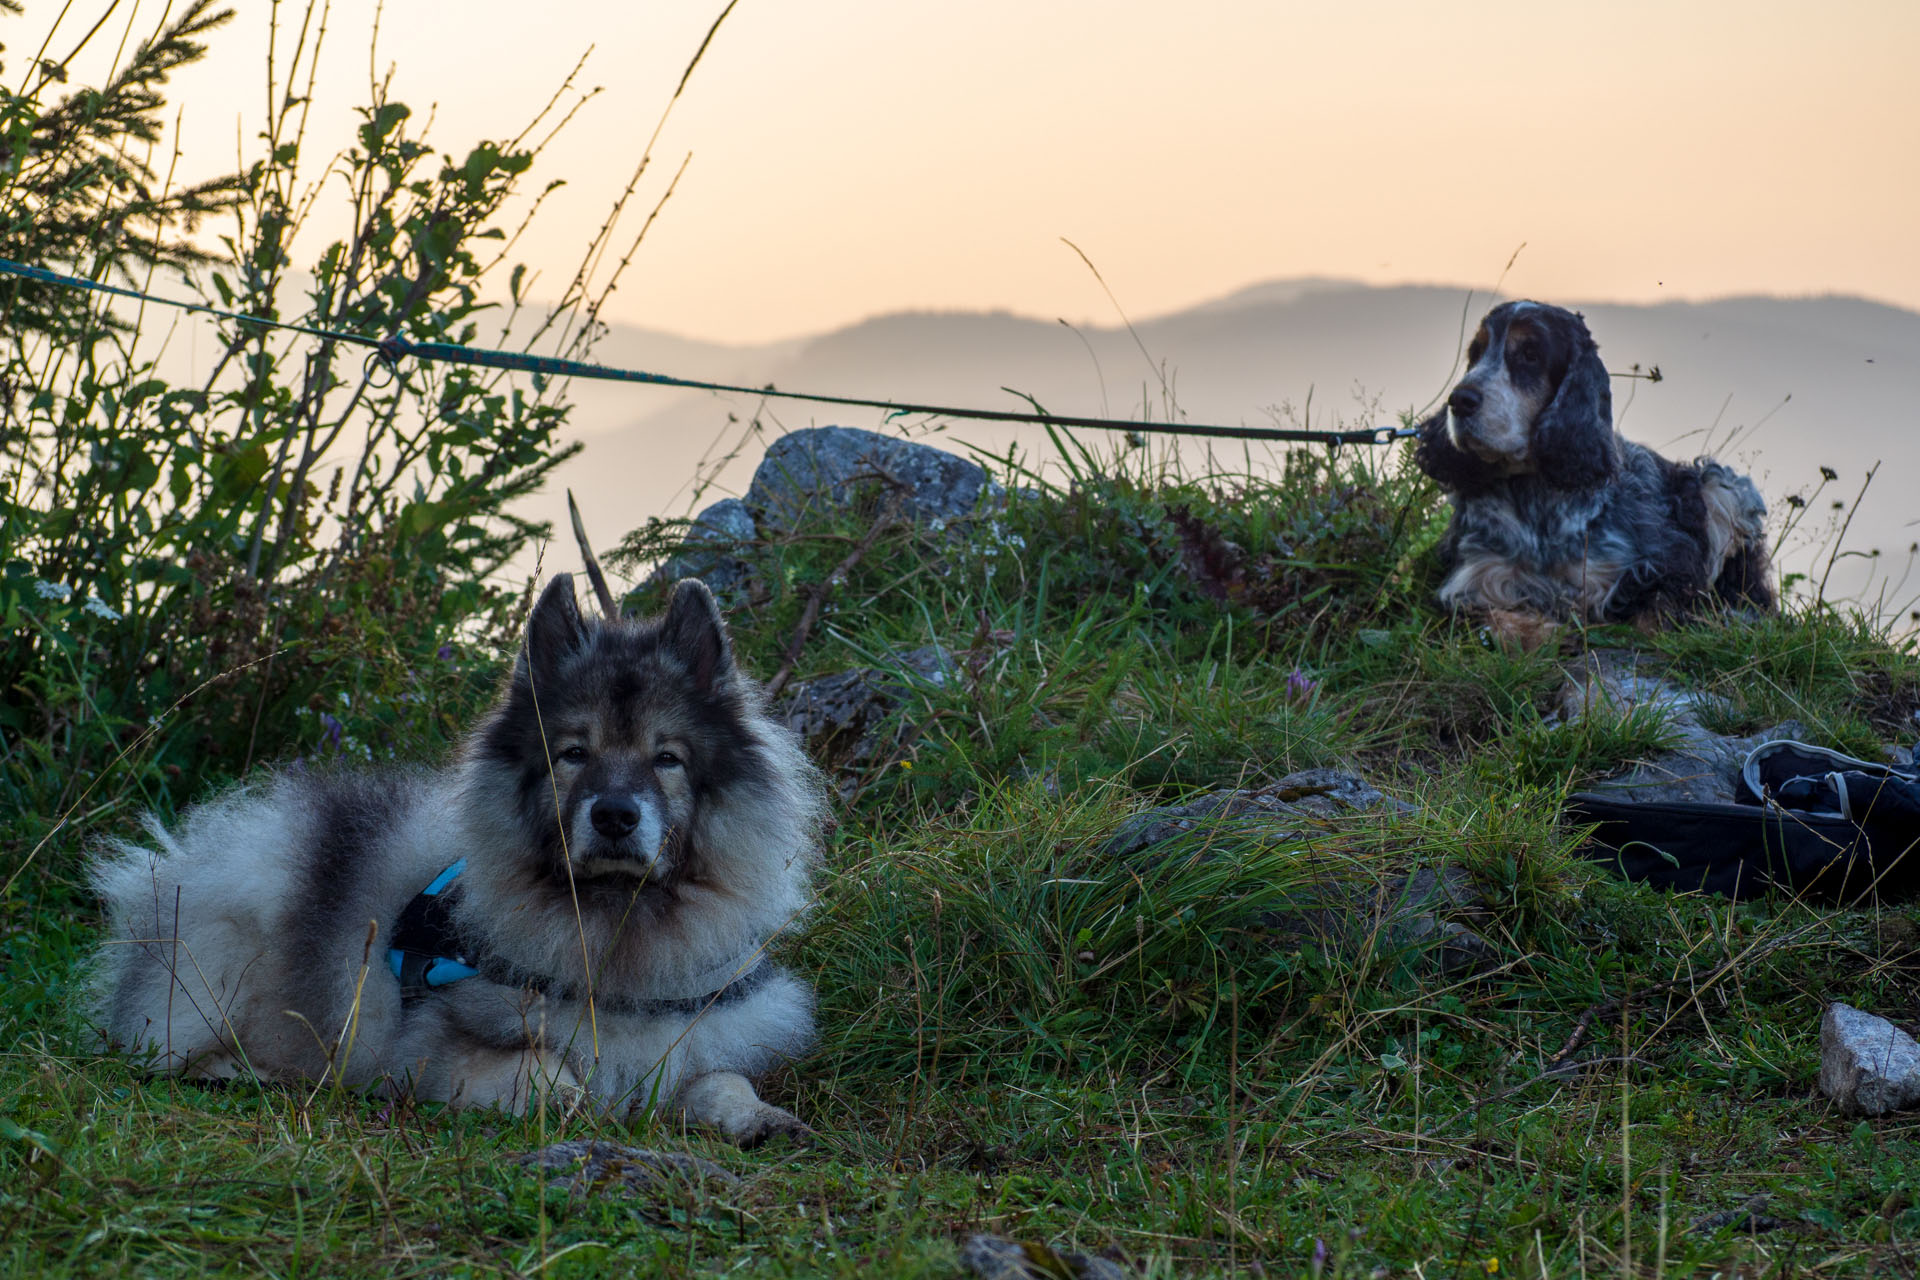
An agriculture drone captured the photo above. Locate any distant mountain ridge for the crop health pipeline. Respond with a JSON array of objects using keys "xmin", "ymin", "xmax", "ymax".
[{"xmin": 538, "ymin": 281, "xmax": 1920, "ymax": 612}]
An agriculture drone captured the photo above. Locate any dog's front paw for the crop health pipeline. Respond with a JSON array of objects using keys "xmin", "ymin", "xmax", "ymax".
[
  {"xmin": 677, "ymin": 1070, "xmax": 813, "ymax": 1149},
  {"xmin": 727, "ymin": 1101, "xmax": 812, "ymax": 1149},
  {"xmin": 1484, "ymin": 608, "xmax": 1562, "ymax": 653}
]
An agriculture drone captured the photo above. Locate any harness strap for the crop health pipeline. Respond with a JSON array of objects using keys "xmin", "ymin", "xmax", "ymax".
[
  {"xmin": 387, "ymin": 859, "xmax": 480, "ymax": 994},
  {"xmin": 386, "ymin": 861, "xmax": 772, "ymax": 1014}
]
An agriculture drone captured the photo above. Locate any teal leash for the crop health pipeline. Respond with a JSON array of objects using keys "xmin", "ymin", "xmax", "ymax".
[{"xmin": 0, "ymin": 257, "xmax": 1417, "ymax": 448}]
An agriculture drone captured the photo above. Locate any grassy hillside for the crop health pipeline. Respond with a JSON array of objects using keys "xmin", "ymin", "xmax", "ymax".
[{"xmin": 6, "ymin": 433, "xmax": 1920, "ymax": 1278}]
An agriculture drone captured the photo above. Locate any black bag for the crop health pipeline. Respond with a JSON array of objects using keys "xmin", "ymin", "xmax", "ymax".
[{"xmin": 1568, "ymin": 740, "xmax": 1920, "ymax": 901}]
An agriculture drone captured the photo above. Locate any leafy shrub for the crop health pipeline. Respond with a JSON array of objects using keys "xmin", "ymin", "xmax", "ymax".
[{"xmin": 0, "ymin": 2, "xmax": 601, "ymax": 859}]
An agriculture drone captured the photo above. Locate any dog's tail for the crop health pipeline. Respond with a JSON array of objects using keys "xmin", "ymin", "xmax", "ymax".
[{"xmin": 567, "ymin": 490, "xmax": 620, "ymax": 619}]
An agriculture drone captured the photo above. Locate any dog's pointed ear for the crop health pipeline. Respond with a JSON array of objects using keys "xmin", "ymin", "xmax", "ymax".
[
  {"xmin": 523, "ymin": 573, "xmax": 587, "ymax": 688},
  {"xmin": 661, "ymin": 578, "xmax": 732, "ymax": 693},
  {"xmin": 1413, "ymin": 410, "xmax": 1497, "ymax": 495},
  {"xmin": 1533, "ymin": 323, "xmax": 1616, "ymax": 491}
]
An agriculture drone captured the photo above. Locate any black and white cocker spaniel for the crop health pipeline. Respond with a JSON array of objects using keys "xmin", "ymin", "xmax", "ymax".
[{"xmin": 1414, "ymin": 301, "xmax": 1773, "ymax": 632}]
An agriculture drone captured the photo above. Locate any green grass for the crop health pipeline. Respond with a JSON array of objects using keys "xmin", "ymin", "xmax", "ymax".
[{"xmin": 5, "ymin": 438, "xmax": 1920, "ymax": 1276}]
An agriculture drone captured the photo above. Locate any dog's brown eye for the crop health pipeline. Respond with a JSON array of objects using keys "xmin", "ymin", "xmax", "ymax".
[
  {"xmin": 558, "ymin": 745, "xmax": 589, "ymax": 764},
  {"xmin": 1514, "ymin": 341, "xmax": 1542, "ymax": 365},
  {"xmin": 654, "ymin": 750, "xmax": 683, "ymax": 769}
]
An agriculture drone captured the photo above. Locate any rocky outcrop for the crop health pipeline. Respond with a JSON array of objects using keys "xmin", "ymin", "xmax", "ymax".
[
  {"xmin": 746, "ymin": 426, "xmax": 998, "ymax": 532},
  {"xmin": 648, "ymin": 426, "xmax": 998, "ymax": 601},
  {"xmin": 774, "ymin": 644, "xmax": 956, "ymax": 769},
  {"xmin": 1099, "ymin": 768, "xmax": 1409, "ymax": 859},
  {"xmin": 650, "ymin": 497, "xmax": 758, "ymax": 598},
  {"xmin": 1562, "ymin": 648, "xmax": 1805, "ymax": 804},
  {"xmin": 1102, "ymin": 769, "xmax": 1496, "ymax": 976}
]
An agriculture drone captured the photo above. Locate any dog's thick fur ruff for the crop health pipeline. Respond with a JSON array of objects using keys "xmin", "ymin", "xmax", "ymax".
[
  {"xmin": 1416, "ymin": 301, "xmax": 1773, "ymax": 630},
  {"xmin": 91, "ymin": 576, "xmax": 826, "ymax": 1145}
]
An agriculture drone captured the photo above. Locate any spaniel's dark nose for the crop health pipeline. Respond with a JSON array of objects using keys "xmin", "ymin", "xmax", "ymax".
[
  {"xmin": 1448, "ymin": 385, "xmax": 1482, "ymax": 418},
  {"xmin": 591, "ymin": 797, "xmax": 640, "ymax": 838}
]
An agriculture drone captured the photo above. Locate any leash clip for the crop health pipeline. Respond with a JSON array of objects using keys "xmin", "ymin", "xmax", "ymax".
[{"xmin": 364, "ymin": 335, "xmax": 411, "ymax": 388}]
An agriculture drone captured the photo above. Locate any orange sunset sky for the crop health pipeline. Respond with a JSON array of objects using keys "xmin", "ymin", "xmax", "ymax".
[{"xmin": 13, "ymin": 0, "xmax": 1919, "ymax": 343}]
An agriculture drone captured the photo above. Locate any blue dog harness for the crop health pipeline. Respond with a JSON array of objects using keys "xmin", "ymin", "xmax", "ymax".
[
  {"xmin": 387, "ymin": 861, "xmax": 774, "ymax": 1013},
  {"xmin": 387, "ymin": 859, "xmax": 481, "ymax": 993}
]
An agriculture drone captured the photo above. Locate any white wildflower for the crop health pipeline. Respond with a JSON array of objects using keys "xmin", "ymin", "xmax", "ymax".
[
  {"xmin": 83, "ymin": 596, "xmax": 122, "ymax": 621},
  {"xmin": 33, "ymin": 579, "xmax": 72, "ymax": 601}
]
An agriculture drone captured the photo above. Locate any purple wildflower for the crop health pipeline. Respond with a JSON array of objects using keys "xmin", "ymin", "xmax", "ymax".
[
  {"xmin": 1285, "ymin": 667, "xmax": 1319, "ymax": 704},
  {"xmin": 319, "ymin": 711, "xmax": 344, "ymax": 751},
  {"xmin": 437, "ymin": 644, "xmax": 455, "ymax": 662},
  {"xmin": 1310, "ymin": 1236, "xmax": 1327, "ymax": 1276}
]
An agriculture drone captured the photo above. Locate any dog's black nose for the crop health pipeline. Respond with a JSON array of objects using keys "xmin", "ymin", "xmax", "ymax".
[
  {"xmin": 1448, "ymin": 385, "xmax": 1482, "ymax": 418},
  {"xmin": 590, "ymin": 797, "xmax": 640, "ymax": 839}
]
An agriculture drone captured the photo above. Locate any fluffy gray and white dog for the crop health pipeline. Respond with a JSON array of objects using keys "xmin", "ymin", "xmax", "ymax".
[
  {"xmin": 92, "ymin": 574, "xmax": 826, "ymax": 1146},
  {"xmin": 1415, "ymin": 301, "xmax": 1773, "ymax": 637}
]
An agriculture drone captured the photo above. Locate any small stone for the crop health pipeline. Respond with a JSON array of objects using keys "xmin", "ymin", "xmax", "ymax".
[
  {"xmin": 1687, "ymin": 1194, "xmax": 1792, "ymax": 1236},
  {"xmin": 516, "ymin": 1140, "xmax": 739, "ymax": 1197},
  {"xmin": 959, "ymin": 1234, "xmax": 1130, "ymax": 1280},
  {"xmin": 1819, "ymin": 1002, "xmax": 1920, "ymax": 1116}
]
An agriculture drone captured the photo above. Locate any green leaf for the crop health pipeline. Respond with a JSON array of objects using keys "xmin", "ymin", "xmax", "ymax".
[
  {"xmin": 0, "ymin": 1116, "xmax": 63, "ymax": 1159},
  {"xmin": 357, "ymin": 102, "xmax": 412, "ymax": 151},
  {"xmin": 121, "ymin": 446, "xmax": 161, "ymax": 492},
  {"xmin": 397, "ymin": 498, "xmax": 459, "ymax": 537},
  {"xmin": 212, "ymin": 443, "xmax": 271, "ymax": 501}
]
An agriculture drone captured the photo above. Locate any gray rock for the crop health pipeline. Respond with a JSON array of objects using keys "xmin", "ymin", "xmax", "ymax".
[
  {"xmin": 1558, "ymin": 648, "xmax": 1726, "ymax": 724},
  {"xmin": 1100, "ymin": 771, "xmax": 1497, "ymax": 976},
  {"xmin": 1099, "ymin": 768, "xmax": 1406, "ymax": 860},
  {"xmin": 1819, "ymin": 1002, "xmax": 1920, "ymax": 1116},
  {"xmin": 1265, "ymin": 864, "xmax": 1496, "ymax": 975},
  {"xmin": 746, "ymin": 426, "xmax": 996, "ymax": 532},
  {"xmin": 516, "ymin": 1140, "xmax": 739, "ymax": 1196},
  {"xmin": 1687, "ymin": 1194, "xmax": 1793, "ymax": 1236},
  {"xmin": 648, "ymin": 497, "xmax": 760, "ymax": 600},
  {"xmin": 775, "ymin": 644, "xmax": 955, "ymax": 769},
  {"xmin": 1589, "ymin": 716, "xmax": 1807, "ymax": 806},
  {"xmin": 959, "ymin": 1234, "xmax": 1130, "ymax": 1280},
  {"xmin": 1391, "ymin": 912, "xmax": 1500, "ymax": 977},
  {"xmin": 1566, "ymin": 648, "xmax": 1806, "ymax": 805}
]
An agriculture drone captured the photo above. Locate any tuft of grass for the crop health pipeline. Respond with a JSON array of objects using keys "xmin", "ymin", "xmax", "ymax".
[{"xmin": 1647, "ymin": 608, "xmax": 1920, "ymax": 759}]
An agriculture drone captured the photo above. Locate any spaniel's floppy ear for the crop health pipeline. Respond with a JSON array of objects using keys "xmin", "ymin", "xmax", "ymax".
[
  {"xmin": 1532, "ymin": 321, "xmax": 1616, "ymax": 491},
  {"xmin": 1413, "ymin": 410, "xmax": 1499, "ymax": 496}
]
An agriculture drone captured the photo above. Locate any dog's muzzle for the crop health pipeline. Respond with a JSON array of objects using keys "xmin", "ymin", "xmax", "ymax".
[{"xmin": 577, "ymin": 794, "xmax": 666, "ymax": 878}]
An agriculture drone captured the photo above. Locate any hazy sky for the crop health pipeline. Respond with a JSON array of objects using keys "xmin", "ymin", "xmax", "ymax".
[{"xmin": 14, "ymin": 0, "xmax": 1919, "ymax": 343}]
